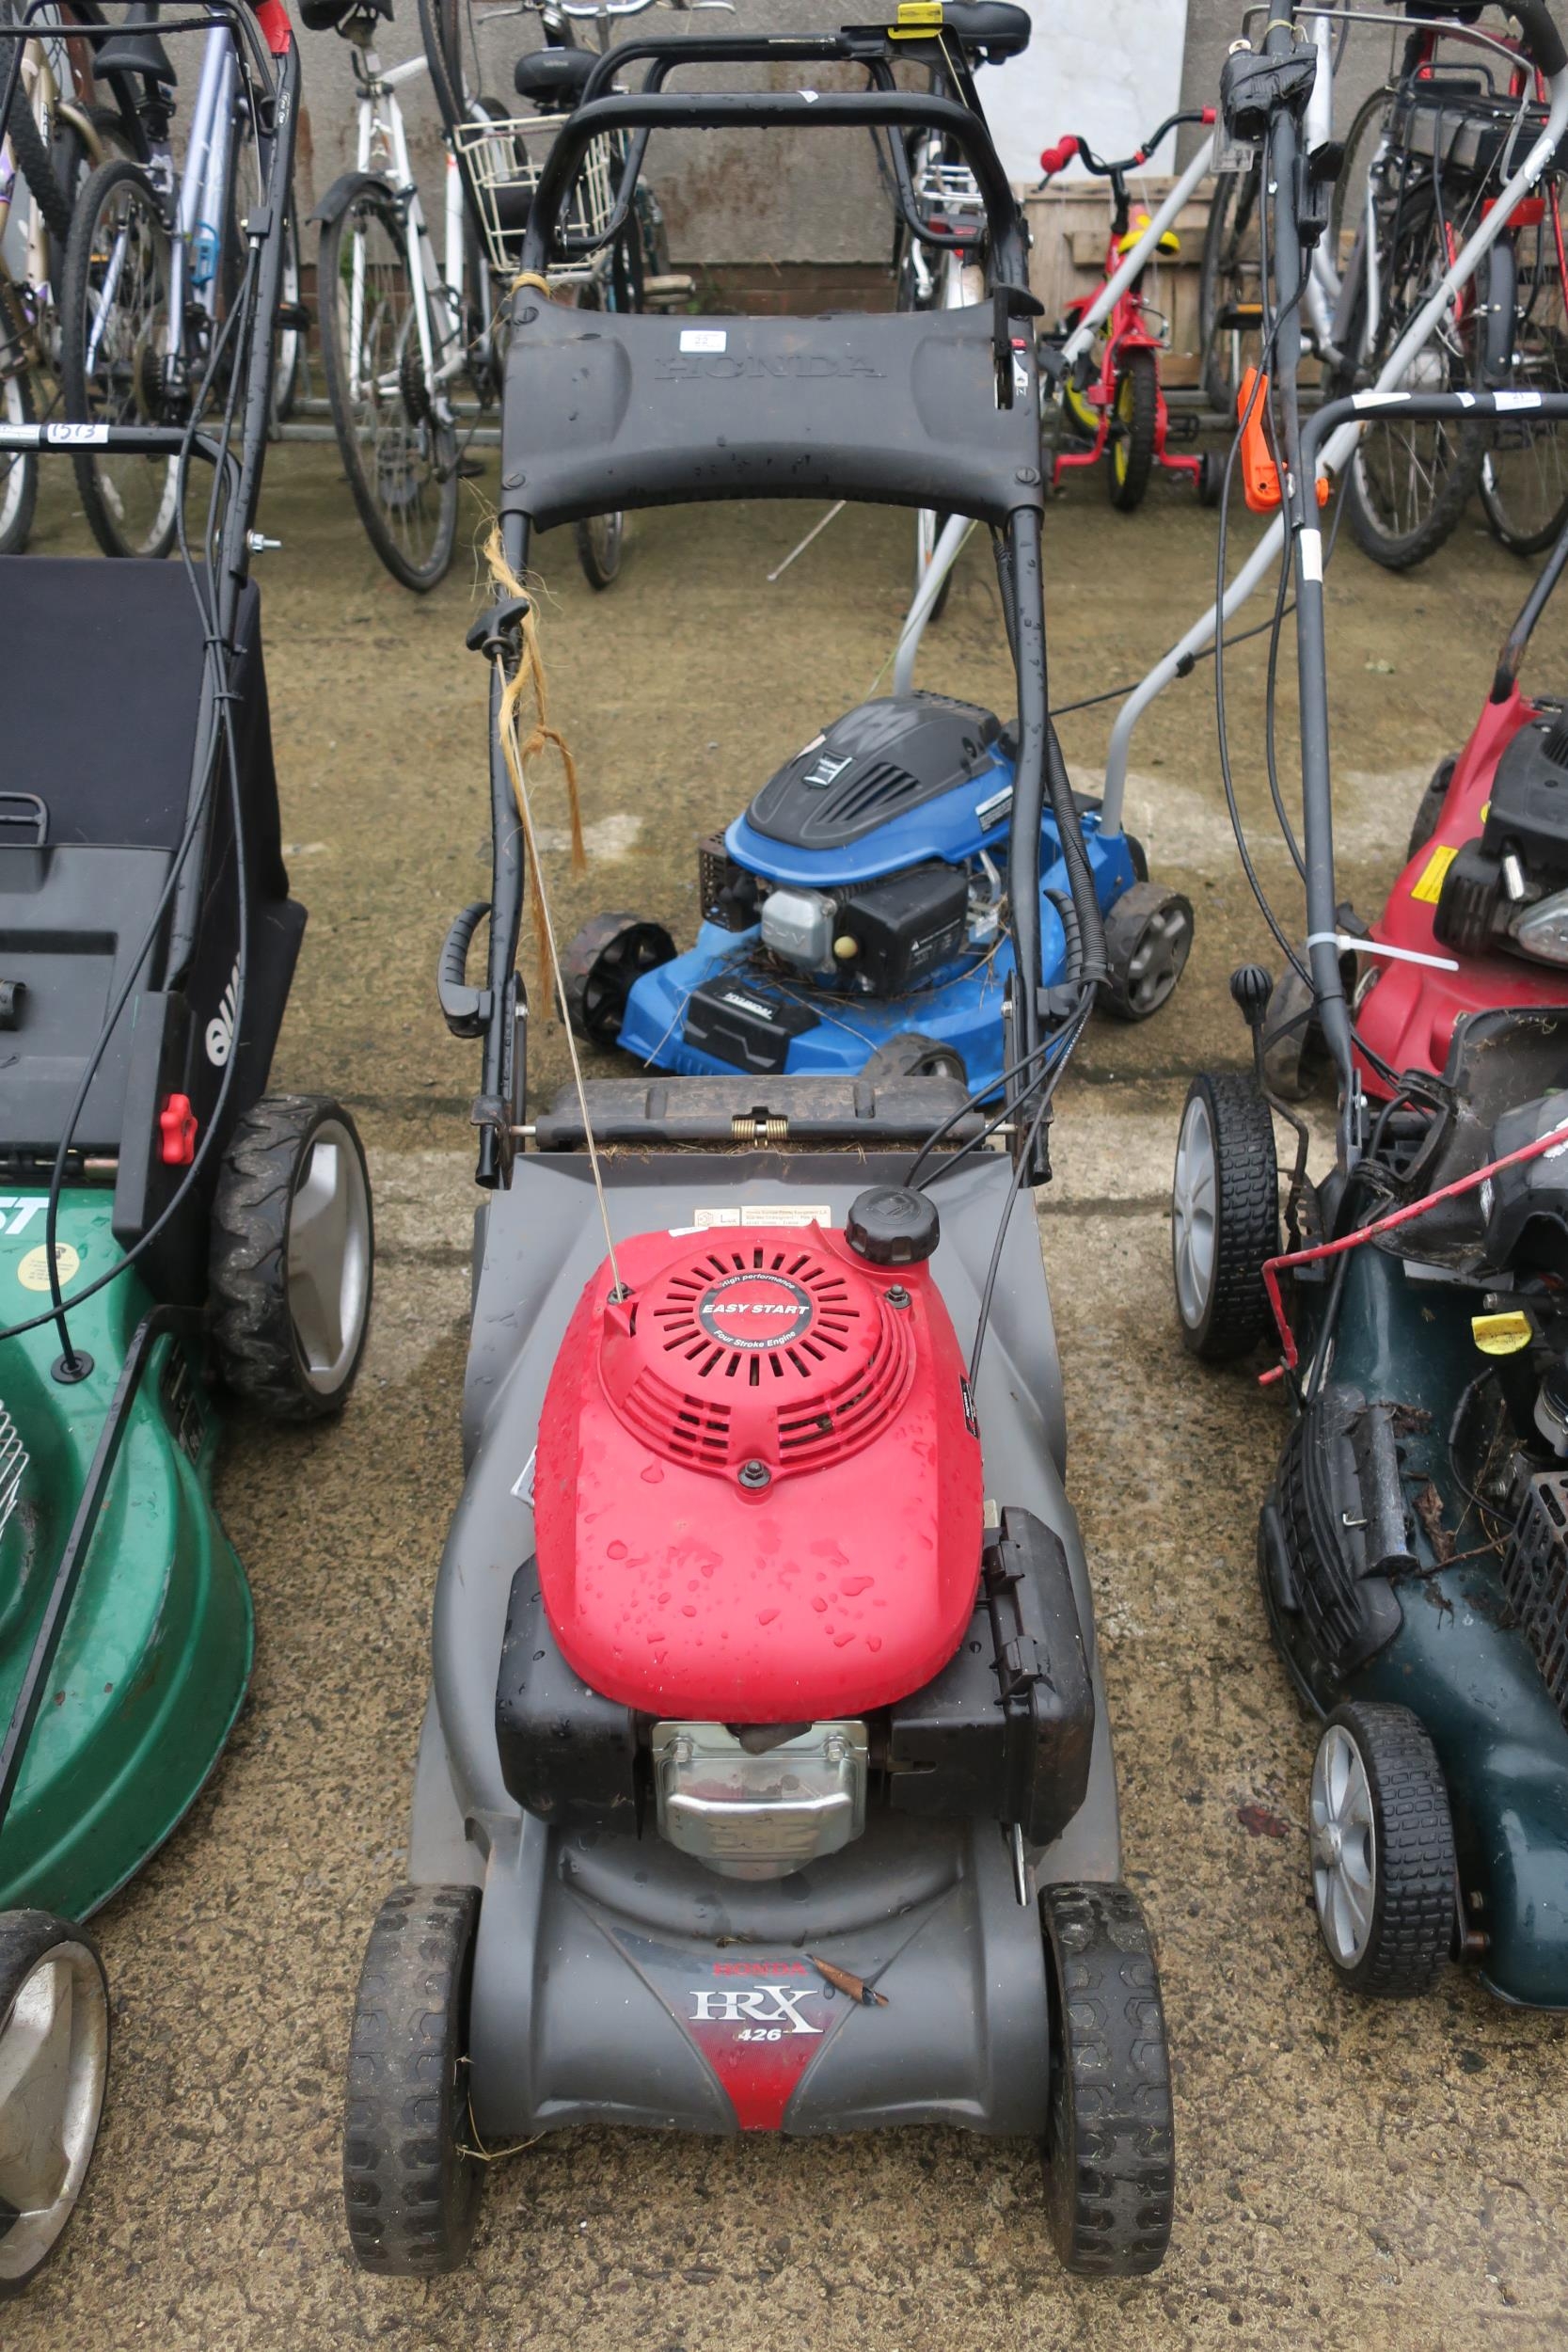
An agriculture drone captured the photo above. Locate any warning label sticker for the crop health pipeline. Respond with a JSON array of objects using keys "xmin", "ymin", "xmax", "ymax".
[
  {"xmin": 1410, "ymin": 843, "xmax": 1458, "ymax": 906},
  {"xmin": 691, "ymin": 1204, "xmax": 832, "ymax": 1230}
]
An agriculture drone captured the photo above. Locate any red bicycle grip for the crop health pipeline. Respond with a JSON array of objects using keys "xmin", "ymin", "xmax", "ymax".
[{"xmin": 1038, "ymin": 137, "xmax": 1078, "ymax": 177}]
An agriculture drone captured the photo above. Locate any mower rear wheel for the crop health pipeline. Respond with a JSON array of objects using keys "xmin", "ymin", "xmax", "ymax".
[
  {"xmin": 0, "ymin": 1911, "xmax": 110, "ymax": 2297},
  {"xmin": 1099, "ymin": 882, "xmax": 1194, "ymax": 1022},
  {"xmin": 1309, "ymin": 1704, "xmax": 1456, "ymax": 1996},
  {"xmin": 1171, "ymin": 1073, "xmax": 1278, "ymax": 1359},
  {"xmin": 561, "ymin": 911, "xmax": 675, "ymax": 1049},
  {"xmin": 343, "ymin": 1884, "xmax": 482, "ymax": 2276},
  {"xmin": 210, "ymin": 1096, "xmax": 374, "ymax": 1422},
  {"xmin": 861, "ymin": 1030, "xmax": 968, "ymax": 1087},
  {"xmin": 1040, "ymin": 1882, "xmax": 1175, "ymax": 2278}
]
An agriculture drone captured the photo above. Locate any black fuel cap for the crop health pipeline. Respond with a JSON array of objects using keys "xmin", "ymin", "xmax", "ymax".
[{"xmin": 845, "ymin": 1185, "xmax": 939, "ymax": 1266}]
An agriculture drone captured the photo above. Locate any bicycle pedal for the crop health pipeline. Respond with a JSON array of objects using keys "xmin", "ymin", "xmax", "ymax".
[
  {"xmin": 276, "ymin": 301, "xmax": 312, "ymax": 332},
  {"xmin": 455, "ymin": 454, "xmax": 485, "ymax": 480}
]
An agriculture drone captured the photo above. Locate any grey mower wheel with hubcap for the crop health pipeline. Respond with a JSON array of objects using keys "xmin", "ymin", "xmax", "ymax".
[
  {"xmin": 1309, "ymin": 1703, "xmax": 1456, "ymax": 1995},
  {"xmin": 1171, "ymin": 1072, "xmax": 1279, "ymax": 1359},
  {"xmin": 209, "ymin": 1095, "xmax": 373, "ymax": 1422},
  {"xmin": 0, "ymin": 1910, "xmax": 110, "ymax": 2296}
]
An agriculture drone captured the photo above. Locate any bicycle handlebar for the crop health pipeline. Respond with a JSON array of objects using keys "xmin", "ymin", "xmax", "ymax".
[
  {"xmin": 519, "ymin": 86, "xmax": 1028, "ymax": 282},
  {"xmin": 1037, "ymin": 104, "xmax": 1214, "ymax": 182}
]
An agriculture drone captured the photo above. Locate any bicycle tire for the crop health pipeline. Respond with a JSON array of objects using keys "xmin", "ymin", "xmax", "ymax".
[
  {"xmin": 59, "ymin": 154, "xmax": 181, "ymax": 559},
  {"xmin": 1198, "ymin": 163, "xmax": 1263, "ymax": 418},
  {"xmin": 418, "ymin": 0, "xmax": 469, "ymax": 137},
  {"xmin": 1108, "ymin": 347, "xmax": 1158, "ymax": 512},
  {"xmin": 1, "ymin": 48, "xmax": 73, "ymax": 247},
  {"xmin": 1479, "ymin": 200, "xmax": 1568, "ymax": 555},
  {"xmin": 0, "ymin": 358, "xmax": 38, "ymax": 554},
  {"xmin": 319, "ymin": 183, "xmax": 459, "ymax": 594},
  {"xmin": 1328, "ymin": 87, "xmax": 1396, "ymax": 261},
  {"xmin": 1335, "ymin": 186, "xmax": 1487, "ymax": 570}
]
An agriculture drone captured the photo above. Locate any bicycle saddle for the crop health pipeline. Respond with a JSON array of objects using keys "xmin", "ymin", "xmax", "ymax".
[
  {"xmin": 514, "ymin": 47, "xmax": 596, "ymax": 109},
  {"xmin": 933, "ymin": 3, "xmax": 1032, "ymax": 60},
  {"xmin": 91, "ymin": 1, "xmax": 176, "ymax": 90}
]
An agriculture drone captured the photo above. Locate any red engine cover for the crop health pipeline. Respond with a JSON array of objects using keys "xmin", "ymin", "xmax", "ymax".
[
  {"xmin": 1357, "ymin": 684, "xmax": 1568, "ymax": 1099},
  {"xmin": 533, "ymin": 1224, "xmax": 984, "ymax": 1720}
]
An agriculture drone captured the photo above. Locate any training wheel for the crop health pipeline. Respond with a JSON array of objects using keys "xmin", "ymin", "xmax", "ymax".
[
  {"xmin": 210, "ymin": 1096, "xmax": 374, "ymax": 1423},
  {"xmin": 0, "ymin": 1910, "xmax": 110, "ymax": 2297},
  {"xmin": 1170, "ymin": 1072, "xmax": 1278, "ymax": 1359},
  {"xmin": 1039, "ymin": 1882, "xmax": 1175, "ymax": 2278},
  {"xmin": 560, "ymin": 911, "xmax": 675, "ymax": 1048},
  {"xmin": 1099, "ymin": 882, "xmax": 1194, "ymax": 1022},
  {"xmin": 1309, "ymin": 1704, "xmax": 1456, "ymax": 1996}
]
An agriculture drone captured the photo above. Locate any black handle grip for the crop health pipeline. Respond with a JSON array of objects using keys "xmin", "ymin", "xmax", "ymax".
[
  {"xmin": 438, "ymin": 901, "xmax": 493, "ymax": 1039},
  {"xmin": 1505, "ymin": 0, "xmax": 1566, "ymax": 78}
]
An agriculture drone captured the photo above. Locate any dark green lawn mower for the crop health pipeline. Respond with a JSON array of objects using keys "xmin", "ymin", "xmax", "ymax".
[{"xmin": 0, "ymin": 8, "xmax": 373, "ymax": 2295}]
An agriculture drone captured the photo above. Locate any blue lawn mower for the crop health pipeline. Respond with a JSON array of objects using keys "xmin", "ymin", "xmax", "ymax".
[{"xmin": 561, "ymin": 690, "xmax": 1195, "ymax": 1092}]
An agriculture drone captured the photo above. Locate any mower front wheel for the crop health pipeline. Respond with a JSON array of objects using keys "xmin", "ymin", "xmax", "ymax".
[
  {"xmin": 210, "ymin": 1096, "xmax": 374, "ymax": 1422},
  {"xmin": 561, "ymin": 911, "xmax": 675, "ymax": 1049},
  {"xmin": 1099, "ymin": 882, "xmax": 1194, "ymax": 1022},
  {"xmin": 1171, "ymin": 1072, "xmax": 1278, "ymax": 1359},
  {"xmin": 0, "ymin": 1910, "xmax": 110, "ymax": 2297},
  {"xmin": 1309, "ymin": 1704, "xmax": 1456, "ymax": 1996},
  {"xmin": 1040, "ymin": 1882, "xmax": 1175, "ymax": 2278},
  {"xmin": 343, "ymin": 1884, "xmax": 482, "ymax": 2276}
]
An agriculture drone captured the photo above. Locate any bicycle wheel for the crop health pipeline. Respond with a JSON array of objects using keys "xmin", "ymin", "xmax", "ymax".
[
  {"xmin": 1337, "ymin": 185, "xmax": 1488, "ymax": 570},
  {"xmin": 570, "ymin": 278, "xmax": 624, "ymax": 590},
  {"xmin": 1199, "ymin": 164, "xmax": 1263, "ymax": 417},
  {"xmin": 0, "ymin": 360, "xmax": 39, "ymax": 554},
  {"xmin": 1108, "ymin": 347, "xmax": 1158, "ymax": 512},
  {"xmin": 1480, "ymin": 204, "xmax": 1568, "ymax": 556},
  {"xmin": 60, "ymin": 156, "xmax": 181, "ymax": 560},
  {"xmin": 1329, "ymin": 87, "xmax": 1395, "ymax": 272},
  {"xmin": 319, "ymin": 182, "xmax": 459, "ymax": 594}
]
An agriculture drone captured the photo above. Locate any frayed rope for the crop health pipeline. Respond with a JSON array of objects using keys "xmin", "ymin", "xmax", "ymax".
[{"xmin": 483, "ymin": 522, "xmax": 584, "ymax": 989}]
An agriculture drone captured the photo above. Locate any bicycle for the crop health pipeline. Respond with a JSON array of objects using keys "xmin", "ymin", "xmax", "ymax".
[
  {"xmin": 0, "ymin": 2, "xmax": 137, "ymax": 550},
  {"xmin": 307, "ymin": 0, "xmax": 709, "ymax": 596},
  {"xmin": 1201, "ymin": 3, "xmax": 1568, "ymax": 569},
  {"xmin": 59, "ymin": 0, "xmax": 303, "ymax": 557},
  {"xmin": 1037, "ymin": 108, "xmax": 1219, "ymax": 512}
]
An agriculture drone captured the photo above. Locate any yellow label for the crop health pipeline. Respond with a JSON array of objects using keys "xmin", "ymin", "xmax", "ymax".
[
  {"xmin": 1480, "ymin": 800, "xmax": 1490, "ymax": 823},
  {"xmin": 1472, "ymin": 1311, "xmax": 1532, "ymax": 1356},
  {"xmin": 892, "ymin": 2, "xmax": 944, "ymax": 31},
  {"xmin": 1410, "ymin": 841, "xmax": 1458, "ymax": 906},
  {"xmin": 16, "ymin": 1241, "xmax": 79, "ymax": 1293}
]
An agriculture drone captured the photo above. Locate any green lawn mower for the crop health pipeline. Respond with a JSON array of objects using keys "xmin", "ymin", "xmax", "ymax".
[{"xmin": 0, "ymin": 2, "xmax": 373, "ymax": 2293}]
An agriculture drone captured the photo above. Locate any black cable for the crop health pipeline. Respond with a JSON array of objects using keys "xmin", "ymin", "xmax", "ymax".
[
  {"xmin": 965, "ymin": 991, "xmax": 1094, "ymax": 1387},
  {"xmin": 903, "ymin": 1025, "xmax": 1067, "ymax": 1189}
]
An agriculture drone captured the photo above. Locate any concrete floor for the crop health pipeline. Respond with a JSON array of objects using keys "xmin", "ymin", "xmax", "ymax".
[{"xmin": 10, "ymin": 443, "xmax": 1568, "ymax": 2348}]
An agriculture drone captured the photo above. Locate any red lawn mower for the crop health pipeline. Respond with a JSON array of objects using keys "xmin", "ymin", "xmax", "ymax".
[
  {"xmin": 1266, "ymin": 510, "xmax": 1568, "ymax": 1099},
  {"xmin": 1039, "ymin": 109, "xmax": 1219, "ymax": 511}
]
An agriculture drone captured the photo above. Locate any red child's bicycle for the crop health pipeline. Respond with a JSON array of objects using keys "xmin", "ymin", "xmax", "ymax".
[{"xmin": 1039, "ymin": 108, "xmax": 1218, "ymax": 511}]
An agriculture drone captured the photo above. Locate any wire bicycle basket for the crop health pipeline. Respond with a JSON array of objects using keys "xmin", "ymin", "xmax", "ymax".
[{"xmin": 451, "ymin": 110, "xmax": 619, "ymax": 280}]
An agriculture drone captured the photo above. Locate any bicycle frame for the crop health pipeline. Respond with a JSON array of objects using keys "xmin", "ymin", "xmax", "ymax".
[
  {"xmin": 341, "ymin": 36, "xmax": 463, "ymax": 421},
  {"xmin": 1053, "ymin": 215, "xmax": 1203, "ymax": 489}
]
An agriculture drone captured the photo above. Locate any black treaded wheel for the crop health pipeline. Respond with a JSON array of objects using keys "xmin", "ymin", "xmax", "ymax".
[
  {"xmin": 1099, "ymin": 881, "xmax": 1194, "ymax": 1021},
  {"xmin": 1040, "ymin": 1882, "xmax": 1175, "ymax": 2279},
  {"xmin": 560, "ymin": 911, "xmax": 676, "ymax": 1048},
  {"xmin": 1108, "ymin": 347, "xmax": 1158, "ymax": 513},
  {"xmin": 861, "ymin": 1030, "xmax": 968, "ymax": 1086},
  {"xmin": 575, "ymin": 510, "xmax": 625, "ymax": 591},
  {"xmin": 0, "ymin": 1909, "xmax": 110, "ymax": 2296},
  {"xmin": 1171, "ymin": 1071, "xmax": 1278, "ymax": 1359},
  {"xmin": 1406, "ymin": 755, "xmax": 1456, "ymax": 866},
  {"xmin": 209, "ymin": 1095, "xmax": 373, "ymax": 1422},
  {"xmin": 1309, "ymin": 1703, "xmax": 1456, "ymax": 1996},
  {"xmin": 342, "ymin": 1884, "xmax": 482, "ymax": 2277}
]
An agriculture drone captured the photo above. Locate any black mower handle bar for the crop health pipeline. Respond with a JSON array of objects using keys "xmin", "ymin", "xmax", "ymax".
[
  {"xmin": 518, "ymin": 87, "xmax": 1027, "ymax": 283},
  {"xmin": 1038, "ymin": 104, "xmax": 1214, "ymax": 183},
  {"xmin": 1301, "ymin": 386, "xmax": 1568, "ymax": 479},
  {"xmin": 1493, "ymin": 0, "xmax": 1567, "ymax": 80}
]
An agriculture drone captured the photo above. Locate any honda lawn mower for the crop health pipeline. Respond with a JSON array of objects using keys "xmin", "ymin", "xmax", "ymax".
[
  {"xmin": 561, "ymin": 690, "xmax": 1194, "ymax": 1095},
  {"xmin": 342, "ymin": 17, "xmax": 1174, "ymax": 2286},
  {"xmin": 1263, "ymin": 507, "xmax": 1568, "ymax": 1101},
  {"xmin": 1169, "ymin": 0, "xmax": 1568, "ymax": 2012},
  {"xmin": 0, "ymin": 1, "xmax": 373, "ymax": 2294}
]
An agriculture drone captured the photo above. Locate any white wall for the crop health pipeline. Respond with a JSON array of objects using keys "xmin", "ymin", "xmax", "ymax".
[{"xmin": 976, "ymin": 0, "xmax": 1191, "ymax": 184}]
